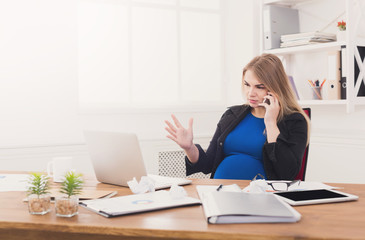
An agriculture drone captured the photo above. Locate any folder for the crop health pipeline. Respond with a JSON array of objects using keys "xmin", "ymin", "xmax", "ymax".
[
  {"xmin": 199, "ymin": 191, "xmax": 301, "ymax": 224},
  {"xmin": 323, "ymin": 51, "xmax": 341, "ymax": 100},
  {"xmin": 263, "ymin": 5, "xmax": 299, "ymax": 50},
  {"xmin": 288, "ymin": 75, "xmax": 300, "ymax": 100},
  {"xmin": 80, "ymin": 190, "xmax": 201, "ymax": 218},
  {"xmin": 340, "ymin": 46, "xmax": 347, "ymax": 99}
]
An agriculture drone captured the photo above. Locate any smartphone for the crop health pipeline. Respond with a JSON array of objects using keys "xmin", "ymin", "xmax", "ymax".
[{"xmin": 263, "ymin": 98, "xmax": 270, "ymax": 105}]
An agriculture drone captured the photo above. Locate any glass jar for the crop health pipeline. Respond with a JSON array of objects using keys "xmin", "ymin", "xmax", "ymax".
[
  {"xmin": 55, "ymin": 195, "xmax": 79, "ymax": 217},
  {"xmin": 27, "ymin": 194, "xmax": 51, "ymax": 215}
]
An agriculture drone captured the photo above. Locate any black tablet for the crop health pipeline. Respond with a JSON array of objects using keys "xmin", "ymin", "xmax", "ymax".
[{"xmin": 274, "ymin": 189, "xmax": 359, "ymax": 206}]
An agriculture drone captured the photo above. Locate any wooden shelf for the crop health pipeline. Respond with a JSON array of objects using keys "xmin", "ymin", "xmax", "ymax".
[{"xmin": 263, "ymin": 41, "xmax": 345, "ymax": 55}]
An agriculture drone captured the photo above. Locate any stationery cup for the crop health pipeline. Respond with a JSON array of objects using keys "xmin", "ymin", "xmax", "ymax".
[
  {"xmin": 312, "ymin": 86, "xmax": 322, "ymax": 100},
  {"xmin": 47, "ymin": 157, "xmax": 73, "ymax": 182}
]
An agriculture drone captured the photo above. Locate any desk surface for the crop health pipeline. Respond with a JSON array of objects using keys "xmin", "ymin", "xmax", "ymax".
[{"xmin": 1, "ymin": 176, "xmax": 365, "ymax": 240}]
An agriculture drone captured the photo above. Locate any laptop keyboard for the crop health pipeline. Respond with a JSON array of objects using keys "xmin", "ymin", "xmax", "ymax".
[{"xmin": 147, "ymin": 174, "xmax": 192, "ymax": 190}]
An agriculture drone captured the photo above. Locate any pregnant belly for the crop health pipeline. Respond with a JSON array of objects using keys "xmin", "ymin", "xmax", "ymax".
[{"xmin": 214, "ymin": 154, "xmax": 265, "ymax": 180}]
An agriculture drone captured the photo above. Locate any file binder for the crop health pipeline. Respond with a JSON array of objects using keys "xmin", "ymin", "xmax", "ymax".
[
  {"xmin": 324, "ymin": 51, "xmax": 341, "ymax": 100},
  {"xmin": 263, "ymin": 5, "xmax": 299, "ymax": 50},
  {"xmin": 340, "ymin": 46, "xmax": 347, "ymax": 99},
  {"xmin": 80, "ymin": 190, "xmax": 201, "ymax": 218}
]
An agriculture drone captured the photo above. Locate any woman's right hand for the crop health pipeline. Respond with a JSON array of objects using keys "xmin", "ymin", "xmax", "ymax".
[{"xmin": 164, "ymin": 114, "xmax": 194, "ymax": 151}]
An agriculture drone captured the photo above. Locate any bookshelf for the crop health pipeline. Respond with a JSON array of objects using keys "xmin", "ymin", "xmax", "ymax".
[
  {"xmin": 259, "ymin": 0, "xmax": 365, "ymax": 113},
  {"xmin": 264, "ymin": 41, "xmax": 344, "ymax": 55}
]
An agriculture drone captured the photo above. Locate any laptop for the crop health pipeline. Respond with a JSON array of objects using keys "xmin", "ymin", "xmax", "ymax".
[{"xmin": 83, "ymin": 131, "xmax": 192, "ymax": 190}]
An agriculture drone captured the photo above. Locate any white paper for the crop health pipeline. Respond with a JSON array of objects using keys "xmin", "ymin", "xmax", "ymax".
[
  {"xmin": 242, "ymin": 181, "xmax": 337, "ymax": 193},
  {"xmin": 196, "ymin": 184, "xmax": 242, "ymax": 200},
  {"xmin": 0, "ymin": 174, "xmax": 29, "ymax": 192}
]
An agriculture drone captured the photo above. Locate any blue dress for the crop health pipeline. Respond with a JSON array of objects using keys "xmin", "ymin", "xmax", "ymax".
[{"xmin": 214, "ymin": 112, "xmax": 267, "ymax": 180}]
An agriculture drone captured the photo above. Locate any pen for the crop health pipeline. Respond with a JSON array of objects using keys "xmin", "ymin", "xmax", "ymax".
[
  {"xmin": 315, "ymin": 79, "xmax": 320, "ymax": 86},
  {"xmin": 320, "ymin": 79, "xmax": 326, "ymax": 88},
  {"xmin": 307, "ymin": 79, "xmax": 315, "ymax": 87},
  {"xmin": 102, "ymin": 191, "xmax": 118, "ymax": 199},
  {"xmin": 216, "ymin": 184, "xmax": 223, "ymax": 191}
]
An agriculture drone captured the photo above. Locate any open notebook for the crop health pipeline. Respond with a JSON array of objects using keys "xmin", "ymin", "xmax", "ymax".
[
  {"xmin": 196, "ymin": 186, "xmax": 300, "ymax": 224},
  {"xmin": 84, "ymin": 131, "xmax": 192, "ymax": 190}
]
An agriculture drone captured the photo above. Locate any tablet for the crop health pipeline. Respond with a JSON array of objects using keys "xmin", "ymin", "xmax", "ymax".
[{"xmin": 274, "ymin": 189, "xmax": 359, "ymax": 206}]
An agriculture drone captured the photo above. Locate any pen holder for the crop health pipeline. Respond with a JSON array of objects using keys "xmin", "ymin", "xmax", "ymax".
[{"xmin": 311, "ymin": 86, "xmax": 322, "ymax": 100}]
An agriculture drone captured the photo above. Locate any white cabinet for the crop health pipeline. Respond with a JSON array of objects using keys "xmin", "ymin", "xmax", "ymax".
[{"xmin": 259, "ymin": 0, "xmax": 365, "ymax": 112}]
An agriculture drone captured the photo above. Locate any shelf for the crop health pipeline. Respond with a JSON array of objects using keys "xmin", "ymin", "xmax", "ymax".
[
  {"xmin": 263, "ymin": 41, "xmax": 345, "ymax": 55},
  {"xmin": 299, "ymin": 100, "xmax": 347, "ymax": 105},
  {"xmin": 260, "ymin": 0, "xmax": 365, "ymax": 112},
  {"xmin": 263, "ymin": 0, "xmax": 314, "ymax": 7}
]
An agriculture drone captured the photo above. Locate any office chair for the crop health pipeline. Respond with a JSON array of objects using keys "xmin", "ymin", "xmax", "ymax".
[{"xmin": 294, "ymin": 108, "xmax": 311, "ymax": 181}]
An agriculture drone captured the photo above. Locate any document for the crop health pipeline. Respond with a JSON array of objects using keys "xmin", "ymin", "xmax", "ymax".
[
  {"xmin": 242, "ymin": 181, "xmax": 337, "ymax": 193},
  {"xmin": 200, "ymin": 191, "xmax": 301, "ymax": 224},
  {"xmin": 196, "ymin": 184, "xmax": 242, "ymax": 200},
  {"xmin": 0, "ymin": 174, "xmax": 29, "ymax": 192},
  {"xmin": 80, "ymin": 190, "xmax": 201, "ymax": 218},
  {"xmin": 50, "ymin": 189, "xmax": 117, "ymax": 200}
]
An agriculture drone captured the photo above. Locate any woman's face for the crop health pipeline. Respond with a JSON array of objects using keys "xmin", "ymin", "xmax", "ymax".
[{"xmin": 243, "ymin": 70, "xmax": 269, "ymax": 108}]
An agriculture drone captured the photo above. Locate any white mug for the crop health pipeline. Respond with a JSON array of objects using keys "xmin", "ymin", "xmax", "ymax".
[{"xmin": 47, "ymin": 157, "xmax": 73, "ymax": 182}]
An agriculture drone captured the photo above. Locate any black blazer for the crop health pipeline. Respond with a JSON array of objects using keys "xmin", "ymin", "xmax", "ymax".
[{"xmin": 185, "ymin": 104, "xmax": 308, "ymax": 180}]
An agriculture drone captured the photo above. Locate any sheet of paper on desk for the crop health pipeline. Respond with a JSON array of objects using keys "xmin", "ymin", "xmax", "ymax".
[
  {"xmin": 0, "ymin": 174, "xmax": 29, "ymax": 192},
  {"xmin": 242, "ymin": 181, "xmax": 338, "ymax": 192},
  {"xmin": 196, "ymin": 184, "xmax": 242, "ymax": 200},
  {"xmin": 287, "ymin": 182, "xmax": 338, "ymax": 191},
  {"xmin": 49, "ymin": 189, "xmax": 117, "ymax": 200}
]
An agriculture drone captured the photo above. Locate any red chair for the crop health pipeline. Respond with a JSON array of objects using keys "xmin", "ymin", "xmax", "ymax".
[{"xmin": 295, "ymin": 108, "xmax": 311, "ymax": 181}]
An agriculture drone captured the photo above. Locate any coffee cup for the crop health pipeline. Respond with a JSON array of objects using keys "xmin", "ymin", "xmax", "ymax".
[{"xmin": 47, "ymin": 157, "xmax": 73, "ymax": 182}]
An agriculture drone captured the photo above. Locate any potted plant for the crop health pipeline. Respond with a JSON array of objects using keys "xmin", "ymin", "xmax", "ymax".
[
  {"xmin": 55, "ymin": 171, "xmax": 83, "ymax": 217},
  {"xmin": 337, "ymin": 20, "xmax": 346, "ymax": 42},
  {"xmin": 27, "ymin": 172, "xmax": 51, "ymax": 215}
]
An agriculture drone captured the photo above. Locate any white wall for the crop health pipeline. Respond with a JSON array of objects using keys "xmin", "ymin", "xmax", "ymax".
[
  {"xmin": 0, "ymin": 0, "xmax": 82, "ymax": 148},
  {"xmin": 0, "ymin": 0, "xmax": 254, "ymax": 176},
  {"xmin": 1, "ymin": 0, "xmax": 364, "ymax": 184},
  {"xmin": 305, "ymin": 105, "xmax": 365, "ymax": 183}
]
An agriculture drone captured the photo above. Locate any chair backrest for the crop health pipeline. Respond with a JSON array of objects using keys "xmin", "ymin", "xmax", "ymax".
[{"xmin": 295, "ymin": 108, "xmax": 311, "ymax": 181}]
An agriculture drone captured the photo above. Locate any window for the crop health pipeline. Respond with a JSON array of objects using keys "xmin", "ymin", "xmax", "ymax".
[{"xmin": 78, "ymin": 0, "xmax": 223, "ymax": 110}]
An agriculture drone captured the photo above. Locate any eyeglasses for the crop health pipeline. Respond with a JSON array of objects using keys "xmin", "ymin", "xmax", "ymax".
[
  {"xmin": 252, "ymin": 173, "xmax": 265, "ymax": 181},
  {"xmin": 267, "ymin": 180, "xmax": 301, "ymax": 191},
  {"xmin": 252, "ymin": 174, "xmax": 301, "ymax": 191}
]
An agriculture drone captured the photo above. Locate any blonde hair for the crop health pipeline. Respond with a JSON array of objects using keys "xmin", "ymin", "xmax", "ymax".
[{"xmin": 242, "ymin": 53, "xmax": 310, "ymax": 144}]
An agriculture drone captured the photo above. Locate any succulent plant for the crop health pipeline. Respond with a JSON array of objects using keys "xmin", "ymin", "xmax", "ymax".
[
  {"xmin": 27, "ymin": 172, "xmax": 50, "ymax": 196},
  {"xmin": 60, "ymin": 171, "xmax": 83, "ymax": 198}
]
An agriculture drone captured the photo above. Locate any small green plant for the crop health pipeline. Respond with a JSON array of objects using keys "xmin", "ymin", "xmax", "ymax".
[
  {"xmin": 60, "ymin": 171, "xmax": 83, "ymax": 198},
  {"xmin": 27, "ymin": 172, "xmax": 50, "ymax": 196}
]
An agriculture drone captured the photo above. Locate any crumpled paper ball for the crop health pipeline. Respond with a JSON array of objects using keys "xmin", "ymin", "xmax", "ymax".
[
  {"xmin": 127, "ymin": 176, "xmax": 155, "ymax": 194},
  {"xmin": 249, "ymin": 179, "xmax": 269, "ymax": 193}
]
